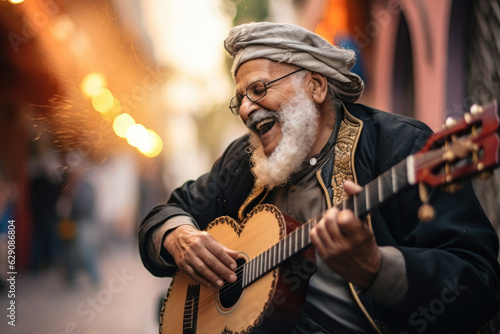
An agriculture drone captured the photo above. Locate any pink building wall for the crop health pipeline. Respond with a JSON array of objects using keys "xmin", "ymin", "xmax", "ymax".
[{"xmin": 369, "ymin": 0, "xmax": 453, "ymax": 131}]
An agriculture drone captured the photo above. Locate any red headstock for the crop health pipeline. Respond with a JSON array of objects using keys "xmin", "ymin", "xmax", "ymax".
[{"xmin": 413, "ymin": 100, "xmax": 499, "ymax": 187}]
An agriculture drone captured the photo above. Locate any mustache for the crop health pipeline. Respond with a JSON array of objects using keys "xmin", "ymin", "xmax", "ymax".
[{"xmin": 245, "ymin": 109, "xmax": 280, "ymax": 130}]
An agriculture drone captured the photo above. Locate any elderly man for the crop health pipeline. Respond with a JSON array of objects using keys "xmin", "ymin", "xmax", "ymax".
[{"xmin": 139, "ymin": 22, "xmax": 500, "ymax": 333}]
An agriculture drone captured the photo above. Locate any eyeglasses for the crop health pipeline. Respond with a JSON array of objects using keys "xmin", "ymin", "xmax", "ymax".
[{"xmin": 229, "ymin": 68, "xmax": 305, "ymax": 115}]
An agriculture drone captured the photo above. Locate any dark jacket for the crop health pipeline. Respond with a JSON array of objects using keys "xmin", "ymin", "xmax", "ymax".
[{"xmin": 139, "ymin": 103, "xmax": 500, "ymax": 333}]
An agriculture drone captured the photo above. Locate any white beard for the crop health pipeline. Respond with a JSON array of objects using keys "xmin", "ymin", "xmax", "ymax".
[{"xmin": 248, "ymin": 87, "xmax": 320, "ymax": 189}]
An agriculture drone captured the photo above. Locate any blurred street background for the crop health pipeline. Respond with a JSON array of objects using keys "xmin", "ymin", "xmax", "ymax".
[{"xmin": 0, "ymin": 0, "xmax": 499, "ymax": 333}]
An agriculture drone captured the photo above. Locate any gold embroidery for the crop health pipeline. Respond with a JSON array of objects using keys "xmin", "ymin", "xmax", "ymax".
[
  {"xmin": 237, "ymin": 184, "xmax": 265, "ymax": 222},
  {"xmin": 332, "ymin": 111, "xmax": 362, "ymax": 205}
]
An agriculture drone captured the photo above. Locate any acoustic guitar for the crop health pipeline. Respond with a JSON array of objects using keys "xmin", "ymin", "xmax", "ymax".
[{"xmin": 159, "ymin": 101, "xmax": 500, "ymax": 334}]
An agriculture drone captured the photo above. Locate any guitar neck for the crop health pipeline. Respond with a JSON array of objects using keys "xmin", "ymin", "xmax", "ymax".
[
  {"xmin": 338, "ymin": 157, "xmax": 412, "ymax": 217},
  {"xmin": 241, "ymin": 157, "xmax": 413, "ymax": 288}
]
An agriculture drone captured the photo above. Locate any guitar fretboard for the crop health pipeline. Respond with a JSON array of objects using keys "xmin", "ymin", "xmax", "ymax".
[{"xmin": 241, "ymin": 157, "xmax": 414, "ymax": 288}]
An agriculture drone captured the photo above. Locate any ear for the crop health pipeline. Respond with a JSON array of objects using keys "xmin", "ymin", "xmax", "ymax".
[{"xmin": 307, "ymin": 72, "xmax": 329, "ymax": 104}]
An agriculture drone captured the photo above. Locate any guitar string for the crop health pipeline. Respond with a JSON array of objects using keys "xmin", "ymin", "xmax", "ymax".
[
  {"xmin": 211, "ymin": 213, "xmax": 327, "ymax": 304},
  {"xmin": 217, "ymin": 224, "xmax": 313, "ymax": 297}
]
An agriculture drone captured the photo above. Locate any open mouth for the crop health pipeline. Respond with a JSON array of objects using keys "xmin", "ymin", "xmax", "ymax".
[{"xmin": 255, "ymin": 117, "xmax": 276, "ymax": 136}]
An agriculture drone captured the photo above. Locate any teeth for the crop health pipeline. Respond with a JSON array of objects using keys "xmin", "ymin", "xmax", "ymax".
[{"xmin": 256, "ymin": 118, "xmax": 274, "ymax": 131}]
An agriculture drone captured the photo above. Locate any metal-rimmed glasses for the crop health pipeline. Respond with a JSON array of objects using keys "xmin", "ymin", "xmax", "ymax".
[{"xmin": 229, "ymin": 68, "xmax": 305, "ymax": 115}]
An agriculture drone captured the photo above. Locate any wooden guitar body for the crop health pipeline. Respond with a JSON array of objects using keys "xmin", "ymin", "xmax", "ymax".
[{"xmin": 159, "ymin": 204, "xmax": 316, "ymax": 334}]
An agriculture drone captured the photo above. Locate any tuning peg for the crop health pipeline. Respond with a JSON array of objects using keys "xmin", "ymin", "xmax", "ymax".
[
  {"xmin": 470, "ymin": 104, "xmax": 483, "ymax": 116},
  {"xmin": 464, "ymin": 112, "xmax": 473, "ymax": 123},
  {"xmin": 444, "ymin": 117, "xmax": 457, "ymax": 128},
  {"xmin": 418, "ymin": 203, "xmax": 435, "ymax": 222},
  {"xmin": 418, "ymin": 182, "xmax": 435, "ymax": 222}
]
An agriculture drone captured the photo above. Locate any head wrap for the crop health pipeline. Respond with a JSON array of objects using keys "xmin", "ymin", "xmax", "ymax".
[{"xmin": 224, "ymin": 21, "xmax": 364, "ymax": 103}]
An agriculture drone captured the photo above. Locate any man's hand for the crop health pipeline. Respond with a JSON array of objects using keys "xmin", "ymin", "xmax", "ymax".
[
  {"xmin": 164, "ymin": 225, "xmax": 239, "ymax": 288},
  {"xmin": 310, "ymin": 180, "xmax": 381, "ymax": 288}
]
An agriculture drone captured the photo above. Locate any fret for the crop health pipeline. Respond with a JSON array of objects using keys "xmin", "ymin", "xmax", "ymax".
[
  {"xmin": 285, "ymin": 234, "xmax": 290, "ymax": 259},
  {"xmin": 366, "ymin": 180, "xmax": 381, "ymax": 212},
  {"xmin": 265, "ymin": 248, "xmax": 269, "ymax": 272},
  {"xmin": 286, "ymin": 235, "xmax": 290, "ymax": 258},
  {"xmin": 281, "ymin": 239, "xmax": 285, "ymax": 261},
  {"xmin": 378, "ymin": 172, "xmax": 392, "ymax": 203},
  {"xmin": 248, "ymin": 259, "xmax": 252, "ymax": 283},
  {"xmin": 256, "ymin": 255, "xmax": 260, "ymax": 278},
  {"xmin": 277, "ymin": 240, "xmax": 281, "ymax": 264},
  {"xmin": 406, "ymin": 155, "xmax": 416, "ymax": 185},
  {"xmin": 243, "ymin": 264, "xmax": 248, "ymax": 286},
  {"xmin": 294, "ymin": 229, "xmax": 298, "ymax": 253},
  {"xmin": 242, "ymin": 265, "xmax": 246, "ymax": 286},
  {"xmin": 246, "ymin": 261, "xmax": 250, "ymax": 284},
  {"xmin": 259, "ymin": 253, "xmax": 266, "ymax": 276},
  {"xmin": 395, "ymin": 160, "xmax": 408, "ymax": 191},
  {"xmin": 301, "ymin": 224, "xmax": 305, "ymax": 249},
  {"xmin": 283, "ymin": 237, "xmax": 288, "ymax": 259},
  {"xmin": 271, "ymin": 245, "xmax": 278, "ymax": 267},
  {"xmin": 255, "ymin": 256, "xmax": 259, "ymax": 278},
  {"xmin": 353, "ymin": 195, "xmax": 359, "ymax": 217},
  {"xmin": 306, "ymin": 221, "xmax": 311, "ymax": 244},
  {"xmin": 377, "ymin": 177, "xmax": 383, "ymax": 202},
  {"xmin": 262, "ymin": 251, "xmax": 266, "ymax": 273},
  {"xmin": 251, "ymin": 258, "xmax": 255, "ymax": 282},
  {"xmin": 297, "ymin": 226, "xmax": 305, "ymax": 249},
  {"xmin": 261, "ymin": 253, "xmax": 265, "ymax": 275},
  {"xmin": 365, "ymin": 185, "xmax": 371, "ymax": 210},
  {"xmin": 391, "ymin": 166, "xmax": 398, "ymax": 192}
]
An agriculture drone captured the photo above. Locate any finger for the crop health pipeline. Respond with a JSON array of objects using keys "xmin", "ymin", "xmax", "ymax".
[
  {"xmin": 309, "ymin": 225, "xmax": 327, "ymax": 257},
  {"xmin": 202, "ymin": 243, "xmax": 238, "ymax": 283},
  {"xmin": 223, "ymin": 247, "xmax": 240, "ymax": 263},
  {"xmin": 179, "ymin": 238, "xmax": 234, "ymax": 287},
  {"xmin": 336, "ymin": 209, "xmax": 359, "ymax": 236},
  {"xmin": 194, "ymin": 255, "xmax": 233, "ymax": 288},
  {"xmin": 323, "ymin": 208, "xmax": 343, "ymax": 241},
  {"xmin": 312, "ymin": 209, "xmax": 340, "ymax": 256},
  {"xmin": 343, "ymin": 180, "xmax": 363, "ymax": 196},
  {"xmin": 183, "ymin": 262, "xmax": 217, "ymax": 288}
]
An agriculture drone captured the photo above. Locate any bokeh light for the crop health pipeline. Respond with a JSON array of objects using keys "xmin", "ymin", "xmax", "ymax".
[
  {"xmin": 138, "ymin": 129, "xmax": 163, "ymax": 158},
  {"xmin": 80, "ymin": 72, "xmax": 107, "ymax": 97},
  {"xmin": 125, "ymin": 123, "xmax": 148, "ymax": 148},
  {"xmin": 91, "ymin": 88, "xmax": 115, "ymax": 114},
  {"xmin": 113, "ymin": 113, "xmax": 136, "ymax": 138}
]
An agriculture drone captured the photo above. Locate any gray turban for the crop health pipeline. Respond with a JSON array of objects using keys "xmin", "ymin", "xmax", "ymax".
[{"xmin": 224, "ymin": 22, "xmax": 364, "ymax": 103}]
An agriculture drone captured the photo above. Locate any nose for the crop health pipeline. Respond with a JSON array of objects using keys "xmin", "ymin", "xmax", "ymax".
[{"xmin": 238, "ymin": 96, "xmax": 259, "ymax": 122}]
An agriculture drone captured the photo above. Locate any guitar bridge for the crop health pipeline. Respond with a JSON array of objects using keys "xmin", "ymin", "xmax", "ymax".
[{"xmin": 183, "ymin": 284, "xmax": 200, "ymax": 334}]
